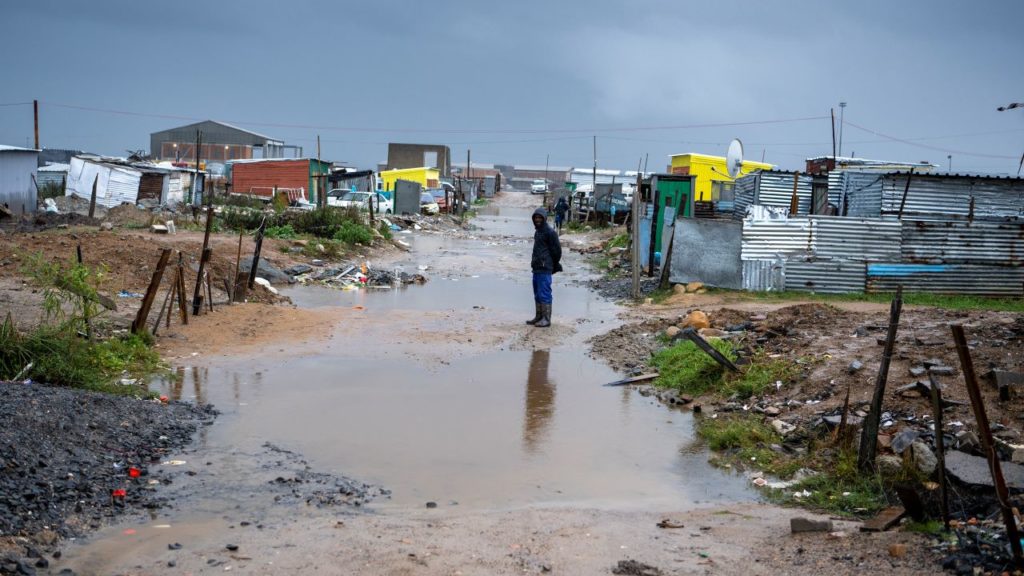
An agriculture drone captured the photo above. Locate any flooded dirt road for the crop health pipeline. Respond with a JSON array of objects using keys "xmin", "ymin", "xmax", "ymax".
[{"xmin": 51, "ymin": 193, "xmax": 819, "ymax": 576}]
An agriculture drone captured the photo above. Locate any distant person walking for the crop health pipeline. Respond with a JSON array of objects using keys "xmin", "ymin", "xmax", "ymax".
[
  {"xmin": 554, "ymin": 196, "xmax": 569, "ymax": 232},
  {"xmin": 526, "ymin": 207, "xmax": 562, "ymax": 328}
]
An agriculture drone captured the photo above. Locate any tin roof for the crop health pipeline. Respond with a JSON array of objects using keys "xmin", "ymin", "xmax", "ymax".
[{"xmin": 0, "ymin": 144, "xmax": 39, "ymax": 153}]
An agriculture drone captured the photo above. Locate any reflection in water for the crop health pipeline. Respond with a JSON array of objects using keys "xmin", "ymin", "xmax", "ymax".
[{"xmin": 522, "ymin": 350, "xmax": 556, "ymax": 454}]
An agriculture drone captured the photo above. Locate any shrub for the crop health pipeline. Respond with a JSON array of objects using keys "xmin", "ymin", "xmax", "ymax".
[
  {"xmin": 333, "ymin": 221, "xmax": 373, "ymax": 245},
  {"xmin": 265, "ymin": 224, "xmax": 298, "ymax": 239}
]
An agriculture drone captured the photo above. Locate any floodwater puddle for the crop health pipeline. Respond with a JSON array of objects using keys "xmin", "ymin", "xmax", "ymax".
[{"xmin": 55, "ymin": 202, "xmax": 757, "ymax": 573}]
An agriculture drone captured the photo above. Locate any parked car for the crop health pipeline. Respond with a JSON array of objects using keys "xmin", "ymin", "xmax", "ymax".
[
  {"xmin": 420, "ymin": 192, "xmax": 440, "ymax": 215},
  {"xmin": 327, "ymin": 190, "xmax": 393, "ymax": 214},
  {"xmin": 426, "ymin": 188, "xmax": 448, "ymax": 210},
  {"xmin": 530, "ymin": 179, "xmax": 547, "ymax": 194}
]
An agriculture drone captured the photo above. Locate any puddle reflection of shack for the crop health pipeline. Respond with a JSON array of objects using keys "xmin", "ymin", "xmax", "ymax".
[{"xmin": 523, "ymin": 350, "xmax": 556, "ymax": 454}]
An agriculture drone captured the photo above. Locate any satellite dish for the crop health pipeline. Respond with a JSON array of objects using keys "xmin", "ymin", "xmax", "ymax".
[{"xmin": 726, "ymin": 139, "xmax": 744, "ymax": 178}]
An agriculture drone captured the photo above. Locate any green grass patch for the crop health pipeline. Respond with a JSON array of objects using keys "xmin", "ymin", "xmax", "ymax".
[
  {"xmin": 721, "ymin": 288, "xmax": 1024, "ymax": 313},
  {"xmin": 0, "ymin": 317, "xmax": 161, "ymax": 395},
  {"xmin": 725, "ymin": 353, "xmax": 802, "ymax": 399},
  {"xmin": 606, "ymin": 232, "xmax": 629, "ymax": 250},
  {"xmin": 378, "ymin": 221, "xmax": 393, "ymax": 240},
  {"xmin": 697, "ymin": 415, "xmax": 803, "ymax": 478},
  {"xmin": 332, "ymin": 220, "xmax": 373, "ymax": 245},
  {"xmin": 904, "ymin": 520, "xmax": 947, "ymax": 535},
  {"xmin": 651, "ymin": 339, "xmax": 737, "ymax": 396},
  {"xmin": 264, "ymin": 224, "xmax": 298, "ymax": 239}
]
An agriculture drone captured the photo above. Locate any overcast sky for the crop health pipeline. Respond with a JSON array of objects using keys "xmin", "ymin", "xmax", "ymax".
[{"xmin": 1, "ymin": 0, "xmax": 1022, "ymax": 174}]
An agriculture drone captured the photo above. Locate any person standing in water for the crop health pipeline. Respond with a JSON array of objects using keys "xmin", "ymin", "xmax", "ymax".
[{"xmin": 526, "ymin": 207, "xmax": 562, "ymax": 328}]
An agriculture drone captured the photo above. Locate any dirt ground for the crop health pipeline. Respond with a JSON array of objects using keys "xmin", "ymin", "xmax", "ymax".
[
  {"xmin": 590, "ymin": 297, "xmax": 1024, "ymax": 442},
  {"xmin": 2, "ymin": 192, "xmax": 999, "ymax": 575}
]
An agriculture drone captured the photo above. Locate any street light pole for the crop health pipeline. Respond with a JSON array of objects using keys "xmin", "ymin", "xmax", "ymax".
[{"xmin": 838, "ymin": 101, "xmax": 847, "ymax": 157}]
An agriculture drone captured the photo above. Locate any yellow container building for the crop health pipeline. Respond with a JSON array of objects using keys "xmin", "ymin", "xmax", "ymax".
[
  {"xmin": 668, "ymin": 153, "xmax": 774, "ymax": 201},
  {"xmin": 379, "ymin": 167, "xmax": 440, "ymax": 192}
]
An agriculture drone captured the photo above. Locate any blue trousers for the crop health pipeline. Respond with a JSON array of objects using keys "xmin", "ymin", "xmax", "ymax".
[{"xmin": 532, "ymin": 272, "xmax": 553, "ymax": 304}]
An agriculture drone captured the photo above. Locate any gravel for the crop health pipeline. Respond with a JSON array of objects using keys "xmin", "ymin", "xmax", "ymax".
[{"xmin": 0, "ymin": 380, "xmax": 215, "ymax": 563}]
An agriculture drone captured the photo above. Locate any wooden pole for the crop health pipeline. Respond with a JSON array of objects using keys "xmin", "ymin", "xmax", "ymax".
[
  {"xmin": 151, "ymin": 271, "xmax": 175, "ymax": 335},
  {"xmin": 897, "ymin": 167, "xmax": 915, "ymax": 220},
  {"xmin": 192, "ymin": 247, "xmax": 212, "ymax": 315},
  {"xmin": 830, "ymin": 108, "xmax": 837, "ymax": 161},
  {"xmin": 953, "ymin": 324, "xmax": 1024, "ymax": 568},
  {"xmin": 316, "ymin": 134, "xmax": 323, "ymax": 209},
  {"xmin": 191, "ymin": 169, "xmax": 216, "ymax": 315},
  {"xmin": 789, "ymin": 172, "xmax": 800, "ymax": 215},
  {"xmin": 88, "ymin": 174, "xmax": 98, "ymax": 219},
  {"xmin": 858, "ymin": 285, "xmax": 903, "ymax": 471},
  {"xmin": 131, "ymin": 248, "xmax": 172, "ymax": 334},
  {"xmin": 631, "ymin": 172, "xmax": 641, "ymax": 299},
  {"xmin": 647, "ymin": 185, "xmax": 659, "ymax": 278},
  {"xmin": 176, "ymin": 254, "xmax": 188, "ymax": 325},
  {"xmin": 248, "ymin": 217, "xmax": 267, "ymax": 290},
  {"xmin": 927, "ymin": 373, "xmax": 950, "ymax": 532},
  {"xmin": 33, "ymin": 100, "xmax": 39, "ymax": 150},
  {"xmin": 76, "ymin": 244, "xmax": 92, "ymax": 341},
  {"xmin": 232, "ymin": 228, "xmax": 243, "ymax": 302}
]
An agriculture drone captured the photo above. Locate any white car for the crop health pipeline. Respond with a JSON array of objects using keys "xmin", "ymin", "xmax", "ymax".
[
  {"xmin": 420, "ymin": 192, "xmax": 440, "ymax": 215},
  {"xmin": 327, "ymin": 190, "xmax": 393, "ymax": 214},
  {"xmin": 530, "ymin": 179, "xmax": 547, "ymax": 194}
]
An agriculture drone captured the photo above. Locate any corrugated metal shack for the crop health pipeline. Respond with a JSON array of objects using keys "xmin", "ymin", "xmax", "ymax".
[
  {"xmin": 66, "ymin": 156, "xmax": 188, "ymax": 208},
  {"xmin": 0, "ymin": 145, "xmax": 39, "ymax": 215},
  {"xmin": 672, "ymin": 170, "xmax": 1024, "ymax": 296}
]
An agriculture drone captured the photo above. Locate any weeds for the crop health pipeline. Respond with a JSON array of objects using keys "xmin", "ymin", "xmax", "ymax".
[
  {"xmin": 378, "ymin": 221, "xmax": 393, "ymax": 241},
  {"xmin": 651, "ymin": 339, "xmax": 737, "ymax": 396},
  {"xmin": 725, "ymin": 353, "xmax": 801, "ymax": 399},
  {"xmin": 0, "ymin": 315, "xmax": 161, "ymax": 395},
  {"xmin": 606, "ymin": 232, "xmax": 629, "ymax": 250},
  {"xmin": 264, "ymin": 224, "xmax": 298, "ymax": 239}
]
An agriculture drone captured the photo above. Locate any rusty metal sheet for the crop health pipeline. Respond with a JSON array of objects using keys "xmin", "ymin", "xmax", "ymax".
[
  {"xmin": 784, "ymin": 259, "xmax": 866, "ymax": 294},
  {"xmin": 901, "ymin": 219, "xmax": 1024, "ymax": 265}
]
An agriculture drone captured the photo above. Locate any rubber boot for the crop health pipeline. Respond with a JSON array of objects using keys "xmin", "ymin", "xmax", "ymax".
[
  {"xmin": 534, "ymin": 303, "xmax": 551, "ymax": 328},
  {"xmin": 525, "ymin": 302, "xmax": 542, "ymax": 325}
]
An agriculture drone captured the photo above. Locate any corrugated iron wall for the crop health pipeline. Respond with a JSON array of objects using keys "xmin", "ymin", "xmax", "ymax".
[
  {"xmin": 736, "ymin": 211, "xmax": 1022, "ymax": 295},
  {"xmin": 867, "ymin": 264, "xmax": 1024, "ymax": 296}
]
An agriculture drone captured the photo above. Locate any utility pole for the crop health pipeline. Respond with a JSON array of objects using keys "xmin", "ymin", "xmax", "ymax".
[
  {"xmin": 544, "ymin": 153, "xmax": 549, "ymax": 189},
  {"xmin": 191, "ymin": 130, "xmax": 202, "ymax": 204},
  {"xmin": 831, "ymin": 107, "xmax": 836, "ymax": 159},
  {"xmin": 947, "ymin": 155, "xmax": 952, "ymax": 172},
  {"xmin": 33, "ymin": 100, "xmax": 39, "ymax": 150},
  {"xmin": 592, "ymin": 135, "xmax": 597, "ymax": 192},
  {"xmin": 838, "ymin": 101, "xmax": 847, "ymax": 157},
  {"xmin": 316, "ymin": 134, "xmax": 323, "ymax": 208}
]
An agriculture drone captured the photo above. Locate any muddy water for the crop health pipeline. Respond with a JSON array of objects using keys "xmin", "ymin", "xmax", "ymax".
[
  {"xmin": 158, "ymin": 206, "xmax": 752, "ymax": 509},
  {"xmin": 56, "ymin": 202, "xmax": 756, "ymax": 573}
]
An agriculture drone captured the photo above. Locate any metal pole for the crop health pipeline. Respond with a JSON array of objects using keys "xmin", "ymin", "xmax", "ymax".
[
  {"xmin": 316, "ymin": 134, "xmax": 322, "ymax": 208},
  {"xmin": 838, "ymin": 101, "xmax": 846, "ymax": 157},
  {"xmin": 592, "ymin": 136, "xmax": 597, "ymax": 192},
  {"xmin": 830, "ymin": 107, "xmax": 836, "ymax": 160}
]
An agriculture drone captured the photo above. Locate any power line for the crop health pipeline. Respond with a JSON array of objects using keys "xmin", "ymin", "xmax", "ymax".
[
  {"xmin": 842, "ymin": 120, "xmax": 1019, "ymax": 160},
  {"xmin": 0, "ymin": 102, "xmax": 32, "ymax": 107}
]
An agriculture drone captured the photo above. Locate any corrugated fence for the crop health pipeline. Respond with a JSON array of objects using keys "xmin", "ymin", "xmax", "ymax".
[{"xmin": 734, "ymin": 213, "xmax": 1022, "ymax": 295}]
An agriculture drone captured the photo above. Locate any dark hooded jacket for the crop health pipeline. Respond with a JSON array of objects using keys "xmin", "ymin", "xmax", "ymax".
[{"xmin": 531, "ymin": 207, "xmax": 562, "ymax": 273}]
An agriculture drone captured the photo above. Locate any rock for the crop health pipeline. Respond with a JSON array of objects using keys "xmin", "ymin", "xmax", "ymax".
[
  {"xmin": 909, "ymin": 366, "xmax": 926, "ymax": 377},
  {"xmin": 680, "ymin": 310, "xmax": 710, "ymax": 331},
  {"xmin": 291, "ymin": 239, "xmax": 309, "ymax": 247},
  {"xmin": 698, "ymin": 328, "xmax": 729, "ymax": 339},
  {"xmin": 34, "ymin": 558, "xmax": 48, "ymax": 569},
  {"xmin": 665, "ymin": 326, "xmax": 681, "ymax": 338},
  {"xmin": 1011, "ymin": 445, "xmax": 1024, "ymax": 464},
  {"xmin": 695, "ymin": 288, "xmax": 707, "ymax": 294},
  {"xmin": 891, "ymin": 429, "xmax": 921, "ymax": 454},
  {"xmin": 888, "ymin": 543, "xmax": 907, "ymax": 557},
  {"xmin": 848, "ymin": 360, "xmax": 864, "ymax": 374},
  {"xmin": 226, "ymin": 544, "xmax": 239, "ymax": 551},
  {"xmin": 239, "ymin": 258, "xmax": 295, "ymax": 285},
  {"xmin": 685, "ymin": 281, "xmax": 704, "ymax": 293},
  {"xmin": 790, "ymin": 517, "xmax": 833, "ymax": 533},
  {"xmin": 763, "ymin": 406, "xmax": 781, "ymax": 417},
  {"xmin": 945, "ymin": 450, "xmax": 1024, "ymax": 489},
  {"xmin": 609, "ymin": 246, "xmax": 626, "ymax": 256},
  {"xmin": 911, "ymin": 441, "xmax": 937, "ymax": 475},
  {"xmin": 928, "ymin": 365, "xmax": 955, "ymax": 375},
  {"xmin": 16, "ymin": 560, "xmax": 36, "ymax": 576},
  {"xmin": 771, "ymin": 419, "xmax": 796, "ymax": 436},
  {"xmin": 876, "ymin": 455, "xmax": 903, "ymax": 476},
  {"xmin": 99, "ymin": 222, "xmax": 114, "ymax": 231},
  {"xmin": 283, "ymin": 263, "xmax": 313, "ymax": 276},
  {"xmin": 956, "ymin": 431, "xmax": 980, "ymax": 451},
  {"xmin": 168, "ymin": 543, "xmax": 183, "ymax": 550},
  {"xmin": 425, "ymin": 501, "xmax": 437, "ymax": 509},
  {"xmin": 922, "ymin": 358, "xmax": 944, "ymax": 368},
  {"xmin": 150, "ymin": 224, "xmax": 168, "ymax": 234},
  {"xmin": 672, "ymin": 284, "xmax": 687, "ymax": 295}
]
